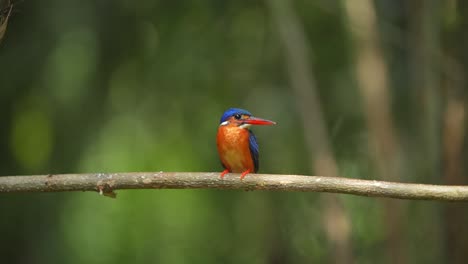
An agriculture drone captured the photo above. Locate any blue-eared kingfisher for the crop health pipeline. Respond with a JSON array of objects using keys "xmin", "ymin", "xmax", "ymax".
[{"xmin": 217, "ymin": 108, "xmax": 276, "ymax": 180}]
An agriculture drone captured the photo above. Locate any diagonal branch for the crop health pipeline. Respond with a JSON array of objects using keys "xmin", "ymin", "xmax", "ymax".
[{"xmin": 1, "ymin": 172, "xmax": 468, "ymax": 201}]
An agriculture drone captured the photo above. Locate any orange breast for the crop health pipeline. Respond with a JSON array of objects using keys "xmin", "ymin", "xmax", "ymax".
[{"xmin": 216, "ymin": 126, "xmax": 255, "ymax": 173}]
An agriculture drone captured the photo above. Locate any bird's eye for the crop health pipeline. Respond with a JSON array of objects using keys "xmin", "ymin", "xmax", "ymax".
[{"xmin": 234, "ymin": 114, "xmax": 242, "ymax": 120}]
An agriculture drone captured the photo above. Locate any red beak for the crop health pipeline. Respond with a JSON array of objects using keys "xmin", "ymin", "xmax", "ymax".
[{"xmin": 244, "ymin": 116, "xmax": 276, "ymax": 126}]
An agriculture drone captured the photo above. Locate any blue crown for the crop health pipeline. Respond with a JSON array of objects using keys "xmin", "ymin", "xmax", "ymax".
[{"xmin": 220, "ymin": 108, "xmax": 252, "ymax": 123}]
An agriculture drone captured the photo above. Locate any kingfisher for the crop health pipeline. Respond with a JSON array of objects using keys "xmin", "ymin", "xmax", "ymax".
[{"xmin": 217, "ymin": 108, "xmax": 276, "ymax": 180}]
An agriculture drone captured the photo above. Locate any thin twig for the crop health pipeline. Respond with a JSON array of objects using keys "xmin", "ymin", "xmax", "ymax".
[{"xmin": 0, "ymin": 172, "xmax": 467, "ymax": 201}]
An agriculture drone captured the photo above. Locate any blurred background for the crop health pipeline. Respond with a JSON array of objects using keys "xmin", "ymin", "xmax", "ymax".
[{"xmin": 1, "ymin": 0, "xmax": 467, "ymax": 263}]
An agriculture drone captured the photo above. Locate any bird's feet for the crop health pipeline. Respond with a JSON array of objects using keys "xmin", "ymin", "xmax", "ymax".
[
  {"xmin": 220, "ymin": 169, "xmax": 229, "ymax": 179},
  {"xmin": 240, "ymin": 169, "xmax": 251, "ymax": 180},
  {"xmin": 220, "ymin": 169, "xmax": 251, "ymax": 180}
]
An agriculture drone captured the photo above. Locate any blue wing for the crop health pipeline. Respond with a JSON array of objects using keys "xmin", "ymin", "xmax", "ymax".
[{"xmin": 248, "ymin": 130, "xmax": 259, "ymax": 173}]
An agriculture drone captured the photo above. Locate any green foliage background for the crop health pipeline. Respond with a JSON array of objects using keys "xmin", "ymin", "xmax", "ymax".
[{"xmin": 1, "ymin": 0, "xmax": 466, "ymax": 263}]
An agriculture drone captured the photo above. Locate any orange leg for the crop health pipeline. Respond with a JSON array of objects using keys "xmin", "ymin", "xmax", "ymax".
[
  {"xmin": 240, "ymin": 169, "xmax": 251, "ymax": 180},
  {"xmin": 220, "ymin": 169, "xmax": 229, "ymax": 179}
]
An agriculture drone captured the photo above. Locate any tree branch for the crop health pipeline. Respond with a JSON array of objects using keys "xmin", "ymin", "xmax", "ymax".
[{"xmin": 0, "ymin": 172, "xmax": 467, "ymax": 201}]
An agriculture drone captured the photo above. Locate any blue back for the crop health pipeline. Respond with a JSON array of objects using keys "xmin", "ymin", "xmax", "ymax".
[
  {"xmin": 220, "ymin": 108, "xmax": 252, "ymax": 124},
  {"xmin": 248, "ymin": 130, "xmax": 259, "ymax": 173}
]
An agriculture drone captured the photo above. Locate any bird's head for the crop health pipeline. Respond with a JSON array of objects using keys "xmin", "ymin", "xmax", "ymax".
[{"xmin": 219, "ymin": 108, "xmax": 276, "ymax": 129}]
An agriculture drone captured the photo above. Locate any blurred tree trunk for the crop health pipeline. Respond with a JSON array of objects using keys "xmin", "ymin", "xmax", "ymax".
[
  {"xmin": 407, "ymin": 1, "xmax": 444, "ymax": 261},
  {"xmin": 344, "ymin": 0, "xmax": 407, "ymax": 263},
  {"xmin": 0, "ymin": 0, "xmax": 12, "ymax": 43},
  {"xmin": 268, "ymin": 0, "xmax": 353, "ymax": 263},
  {"xmin": 408, "ymin": 0, "xmax": 442, "ymax": 181},
  {"xmin": 442, "ymin": 90, "xmax": 466, "ymax": 264},
  {"xmin": 441, "ymin": 1, "xmax": 468, "ymax": 263}
]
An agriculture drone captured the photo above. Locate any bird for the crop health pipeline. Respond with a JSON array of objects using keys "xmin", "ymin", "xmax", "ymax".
[{"xmin": 216, "ymin": 108, "xmax": 276, "ymax": 180}]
